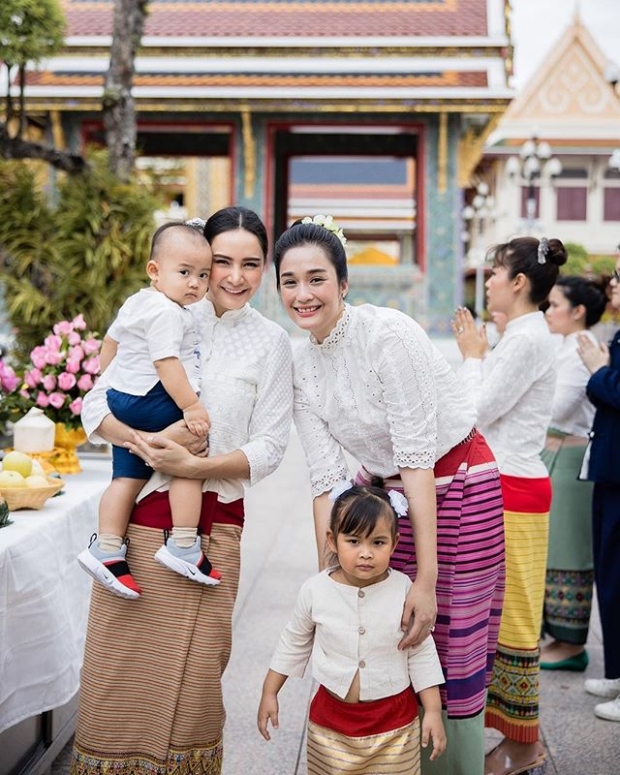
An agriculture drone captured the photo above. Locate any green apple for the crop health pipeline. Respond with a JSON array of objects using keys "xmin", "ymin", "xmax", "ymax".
[
  {"xmin": 25, "ymin": 475, "xmax": 50, "ymax": 488},
  {"xmin": 0, "ymin": 470, "xmax": 27, "ymax": 488},
  {"xmin": 2, "ymin": 450, "xmax": 33, "ymax": 478}
]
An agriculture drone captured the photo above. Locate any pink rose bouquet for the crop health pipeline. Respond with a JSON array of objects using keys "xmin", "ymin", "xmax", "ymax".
[{"xmin": 1, "ymin": 315, "xmax": 102, "ymax": 431}]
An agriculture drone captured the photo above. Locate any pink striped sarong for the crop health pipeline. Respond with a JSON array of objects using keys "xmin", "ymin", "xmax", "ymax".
[{"xmin": 357, "ymin": 430, "xmax": 505, "ymax": 719}]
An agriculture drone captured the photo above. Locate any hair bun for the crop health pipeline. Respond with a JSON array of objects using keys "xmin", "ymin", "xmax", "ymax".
[{"xmin": 547, "ymin": 238, "xmax": 568, "ymax": 267}]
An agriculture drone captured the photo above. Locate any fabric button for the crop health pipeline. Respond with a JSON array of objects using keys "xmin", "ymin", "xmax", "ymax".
[
  {"xmin": 358, "ymin": 627, "xmax": 366, "ymax": 635},
  {"xmin": 359, "ymin": 660, "xmax": 366, "ymax": 668},
  {"xmin": 358, "ymin": 590, "xmax": 365, "ymax": 598}
]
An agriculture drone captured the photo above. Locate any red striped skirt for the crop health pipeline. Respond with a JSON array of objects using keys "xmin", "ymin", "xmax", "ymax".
[{"xmin": 357, "ymin": 430, "xmax": 506, "ymax": 719}]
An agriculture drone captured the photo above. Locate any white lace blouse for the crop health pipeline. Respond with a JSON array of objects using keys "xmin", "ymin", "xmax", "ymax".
[
  {"xmin": 82, "ymin": 299, "xmax": 293, "ymax": 502},
  {"xmin": 549, "ymin": 330, "xmax": 597, "ymax": 437},
  {"xmin": 458, "ymin": 311, "xmax": 556, "ymax": 478},
  {"xmin": 293, "ymin": 304, "xmax": 476, "ymax": 498}
]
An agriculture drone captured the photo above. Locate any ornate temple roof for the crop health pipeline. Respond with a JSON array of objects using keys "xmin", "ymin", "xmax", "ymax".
[
  {"xmin": 487, "ymin": 12, "xmax": 620, "ymax": 155},
  {"xmin": 22, "ymin": 0, "xmax": 513, "ymax": 112},
  {"xmin": 64, "ymin": 0, "xmax": 489, "ymax": 39}
]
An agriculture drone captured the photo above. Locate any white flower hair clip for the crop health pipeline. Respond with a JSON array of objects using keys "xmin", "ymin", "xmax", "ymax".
[
  {"xmin": 328, "ymin": 479, "xmax": 354, "ymax": 502},
  {"xmin": 388, "ymin": 490, "xmax": 409, "ymax": 517},
  {"xmin": 301, "ymin": 214, "xmax": 347, "ymax": 246},
  {"xmin": 537, "ymin": 237, "xmax": 549, "ymax": 265},
  {"xmin": 185, "ymin": 217, "xmax": 206, "ymax": 231}
]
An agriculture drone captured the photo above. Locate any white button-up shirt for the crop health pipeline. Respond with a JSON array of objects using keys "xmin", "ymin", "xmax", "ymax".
[
  {"xmin": 82, "ymin": 299, "xmax": 293, "ymax": 501},
  {"xmin": 270, "ymin": 568, "xmax": 445, "ymax": 701}
]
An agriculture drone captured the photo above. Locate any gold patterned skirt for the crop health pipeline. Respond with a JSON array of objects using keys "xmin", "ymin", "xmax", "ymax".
[{"xmin": 307, "ymin": 685, "xmax": 421, "ymax": 775}]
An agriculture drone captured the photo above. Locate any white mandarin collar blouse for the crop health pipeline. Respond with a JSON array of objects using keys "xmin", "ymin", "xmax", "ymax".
[
  {"xmin": 293, "ymin": 304, "xmax": 475, "ymax": 498},
  {"xmin": 550, "ymin": 330, "xmax": 596, "ymax": 437},
  {"xmin": 82, "ymin": 299, "xmax": 293, "ymax": 502},
  {"xmin": 459, "ymin": 311, "xmax": 556, "ymax": 478}
]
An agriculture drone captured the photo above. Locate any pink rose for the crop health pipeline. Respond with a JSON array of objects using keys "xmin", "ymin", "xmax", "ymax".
[
  {"xmin": 45, "ymin": 349, "xmax": 64, "ymax": 366},
  {"xmin": 48, "ymin": 392, "xmax": 66, "ymax": 409},
  {"xmin": 69, "ymin": 397, "xmax": 83, "ymax": 416},
  {"xmin": 68, "ymin": 331, "xmax": 82, "ymax": 346},
  {"xmin": 30, "ymin": 346, "xmax": 48, "ymax": 370},
  {"xmin": 68, "ymin": 345, "xmax": 84, "ymax": 361},
  {"xmin": 0, "ymin": 366, "xmax": 19, "ymax": 392},
  {"xmin": 45, "ymin": 334, "xmax": 63, "ymax": 351},
  {"xmin": 58, "ymin": 372, "xmax": 77, "ymax": 391},
  {"xmin": 19, "ymin": 388, "xmax": 30, "ymax": 400},
  {"xmin": 82, "ymin": 338, "xmax": 101, "ymax": 355},
  {"xmin": 35, "ymin": 391, "xmax": 50, "ymax": 408},
  {"xmin": 77, "ymin": 374, "xmax": 93, "ymax": 391},
  {"xmin": 53, "ymin": 321, "xmax": 73, "ymax": 336},
  {"xmin": 83, "ymin": 356, "xmax": 101, "ymax": 375},
  {"xmin": 25, "ymin": 368, "xmax": 43, "ymax": 388},
  {"xmin": 65, "ymin": 358, "xmax": 81, "ymax": 374},
  {"xmin": 42, "ymin": 374, "xmax": 57, "ymax": 391},
  {"xmin": 72, "ymin": 314, "xmax": 87, "ymax": 331}
]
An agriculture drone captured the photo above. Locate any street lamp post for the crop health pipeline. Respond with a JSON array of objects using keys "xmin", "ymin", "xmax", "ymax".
[
  {"xmin": 462, "ymin": 181, "xmax": 496, "ymax": 319},
  {"xmin": 506, "ymin": 137, "xmax": 562, "ymax": 234}
]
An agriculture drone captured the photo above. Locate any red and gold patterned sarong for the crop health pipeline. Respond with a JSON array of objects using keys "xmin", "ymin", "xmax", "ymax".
[{"xmin": 307, "ymin": 685, "xmax": 420, "ymax": 775}]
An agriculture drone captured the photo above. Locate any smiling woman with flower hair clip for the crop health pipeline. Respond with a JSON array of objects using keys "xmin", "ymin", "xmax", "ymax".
[{"xmin": 272, "ymin": 216, "xmax": 506, "ymax": 775}]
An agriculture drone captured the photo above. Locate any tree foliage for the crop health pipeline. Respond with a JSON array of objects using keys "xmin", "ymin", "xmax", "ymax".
[
  {"xmin": 0, "ymin": 151, "xmax": 160, "ymax": 358},
  {"xmin": 0, "ymin": 0, "xmax": 86, "ymax": 172}
]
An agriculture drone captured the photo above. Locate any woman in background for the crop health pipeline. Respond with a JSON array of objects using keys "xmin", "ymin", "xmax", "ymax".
[
  {"xmin": 453, "ymin": 236, "xmax": 566, "ymax": 775},
  {"xmin": 540, "ymin": 277, "xmax": 606, "ymax": 671}
]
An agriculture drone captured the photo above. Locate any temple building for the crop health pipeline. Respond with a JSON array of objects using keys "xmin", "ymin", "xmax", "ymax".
[
  {"xmin": 22, "ymin": 0, "xmax": 514, "ymax": 330},
  {"xmin": 482, "ymin": 12, "xmax": 620, "ymax": 260}
]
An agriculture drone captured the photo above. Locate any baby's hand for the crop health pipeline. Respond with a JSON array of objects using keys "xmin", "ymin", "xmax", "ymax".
[
  {"xmin": 183, "ymin": 401, "xmax": 211, "ymax": 437},
  {"xmin": 421, "ymin": 709, "xmax": 446, "ymax": 761}
]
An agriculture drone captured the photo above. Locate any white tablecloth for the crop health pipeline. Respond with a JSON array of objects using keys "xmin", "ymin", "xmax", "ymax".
[{"xmin": 0, "ymin": 457, "xmax": 111, "ymax": 735}]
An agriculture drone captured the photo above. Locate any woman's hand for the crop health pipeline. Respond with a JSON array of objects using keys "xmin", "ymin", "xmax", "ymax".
[
  {"xmin": 452, "ymin": 307, "xmax": 488, "ymax": 360},
  {"xmin": 154, "ymin": 419, "xmax": 209, "ymax": 456},
  {"xmin": 577, "ymin": 333, "xmax": 610, "ymax": 374},
  {"xmin": 125, "ymin": 433, "xmax": 205, "ymax": 479},
  {"xmin": 399, "ymin": 578, "xmax": 437, "ymax": 649}
]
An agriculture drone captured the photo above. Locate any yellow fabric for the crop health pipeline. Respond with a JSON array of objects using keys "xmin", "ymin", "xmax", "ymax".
[{"xmin": 498, "ymin": 509, "xmax": 549, "ymax": 649}]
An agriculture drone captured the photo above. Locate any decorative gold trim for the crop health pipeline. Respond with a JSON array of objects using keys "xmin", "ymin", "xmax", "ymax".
[
  {"xmin": 25, "ymin": 100, "xmax": 510, "ymax": 114},
  {"xmin": 438, "ymin": 111, "xmax": 448, "ymax": 194},
  {"xmin": 457, "ymin": 114, "xmax": 500, "ymax": 188},
  {"xmin": 241, "ymin": 106, "xmax": 256, "ymax": 199}
]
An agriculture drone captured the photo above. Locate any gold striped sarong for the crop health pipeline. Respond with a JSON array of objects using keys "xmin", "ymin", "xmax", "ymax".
[
  {"xmin": 307, "ymin": 685, "xmax": 421, "ymax": 774},
  {"xmin": 307, "ymin": 718, "xmax": 421, "ymax": 775},
  {"xmin": 71, "ymin": 520, "xmax": 242, "ymax": 775}
]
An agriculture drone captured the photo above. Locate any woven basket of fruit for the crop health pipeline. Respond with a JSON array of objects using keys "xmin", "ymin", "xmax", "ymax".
[
  {"xmin": 0, "ymin": 450, "xmax": 65, "ymax": 511},
  {"xmin": 0, "ymin": 477, "xmax": 65, "ymax": 511}
]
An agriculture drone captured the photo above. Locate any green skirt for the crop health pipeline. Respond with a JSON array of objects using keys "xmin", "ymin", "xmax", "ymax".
[{"xmin": 541, "ymin": 431, "xmax": 593, "ymax": 644}]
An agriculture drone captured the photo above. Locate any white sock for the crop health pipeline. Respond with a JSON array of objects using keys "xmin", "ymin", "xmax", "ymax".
[
  {"xmin": 98, "ymin": 533, "xmax": 124, "ymax": 553},
  {"xmin": 171, "ymin": 526, "xmax": 198, "ymax": 549}
]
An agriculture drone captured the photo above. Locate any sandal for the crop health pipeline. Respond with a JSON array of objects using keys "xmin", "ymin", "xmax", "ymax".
[{"xmin": 485, "ymin": 743, "xmax": 547, "ymax": 775}]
